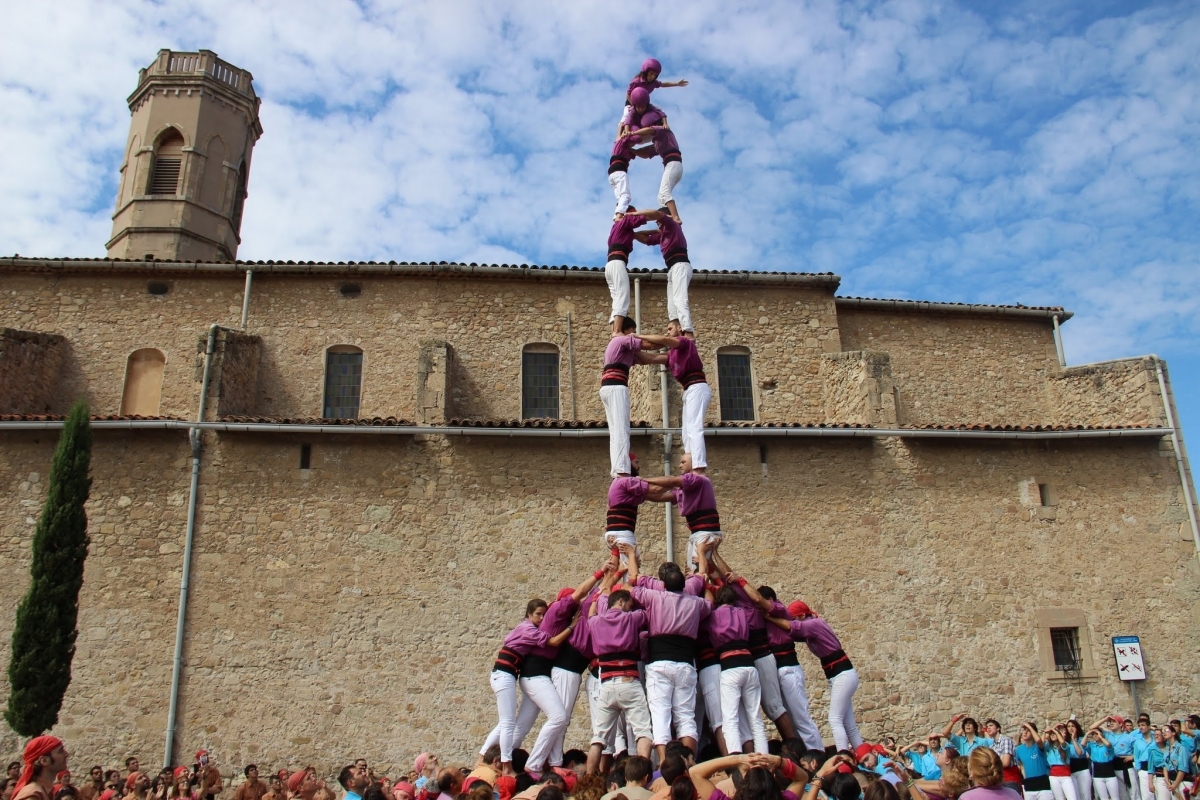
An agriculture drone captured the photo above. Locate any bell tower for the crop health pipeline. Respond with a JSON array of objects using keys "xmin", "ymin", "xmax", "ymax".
[{"xmin": 107, "ymin": 49, "xmax": 263, "ymax": 262}]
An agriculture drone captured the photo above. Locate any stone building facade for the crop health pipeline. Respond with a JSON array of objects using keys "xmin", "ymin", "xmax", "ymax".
[{"xmin": 1, "ymin": 50, "xmax": 1198, "ymax": 779}]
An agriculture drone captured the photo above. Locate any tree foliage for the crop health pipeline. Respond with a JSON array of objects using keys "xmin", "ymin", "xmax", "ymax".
[{"xmin": 5, "ymin": 399, "xmax": 92, "ymax": 736}]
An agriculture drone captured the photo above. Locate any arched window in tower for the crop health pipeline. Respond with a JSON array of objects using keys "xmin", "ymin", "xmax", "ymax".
[
  {"xmin": 231, "ymin": 162, "xmax": 248, "ymax": 234},
  {"xmin": 148, "ymin": 129, "xmax": 184, "ymax": 195},
  {"xmin": 120, "ymin": 349, "xmax": 167, "ymax": 416},
  {"xmin": 521, "ymin": 343, "xmax": 560, "ymax": 419},
  {"xmin": 323, "ymin": 346, "xmax": 364, "ymax": 419}
]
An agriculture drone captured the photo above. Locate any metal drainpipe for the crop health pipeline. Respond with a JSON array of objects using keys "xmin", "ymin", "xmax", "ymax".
[
  {"xmin": 239, "ymin": 270, "xmax": 253, "ymax": 330},
  {"xmin": 1153, "ymin": 357, "xmax": 1200, "ymax": 566},
  {"xmin": 566, "ymin": 312, "xmax": 577, "ymax": 420},
  {"xmin": 164, "ymin": 323, "xmax": 218, "ymax": 767},
  {"xmin": 1052, "ymin": 314, "xmax": 1067, "ymax": 368}
]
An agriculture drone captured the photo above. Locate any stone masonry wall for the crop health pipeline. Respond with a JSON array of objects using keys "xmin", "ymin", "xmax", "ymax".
[
  {"xmin": 214, "ymin": 329, "xmax": 262, "ymax": 419},
  {"xmin": 1, "ymin": 430, "xmax": 1197, "ymax": 775},
  {"xmin": 837, "ymin": 308, "xmax": 1060, "ymax": 426},
  {"xmin": 0, "ymin": 328, "xmax": 68, "ymax": 415},
  {"xmin": 819, "ymin": 351, "xmax": 897, "ymax": 426},
  {"xmin": 1048, "ymin": 357, "xmax": 1168, "ymax": 428}
]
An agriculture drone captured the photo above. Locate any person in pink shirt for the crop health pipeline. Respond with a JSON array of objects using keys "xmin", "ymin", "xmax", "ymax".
[
  {"xmin": 626, "ymin": 106, "xmax": 683, "ymax": 224},
  {"xmin": 635, "ymin": 211, "xmax": 693, "ymax": 335},
  {"xmin": 645, "ymin": 453, "xmax": 721, "ymax": 570},
  {"xmin": 601, "ymin": 319, "xmax": 656, "ymax": 477},
  {"xmin": 616, "ymin": 58, "xmax": 689, "ymax": 138},
  {"xmin": 636, "ymin": 322, "xmax": 710, "ymax": 471},
  {"xmin": 482, "ymin": 562, "xmax": 612, "ymax": 776},
  {"xmin": 604, "ymin": 453, "xmax": 675, "ymax": 557},
  {"xmin": 604, "ymin": 210, "xmax": 651, "ymax": 336}
]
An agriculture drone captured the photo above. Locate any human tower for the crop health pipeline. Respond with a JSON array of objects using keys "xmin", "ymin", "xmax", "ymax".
[{"xmin": 478, "ymin": 60, "xmax": 866, "ymax": 782}]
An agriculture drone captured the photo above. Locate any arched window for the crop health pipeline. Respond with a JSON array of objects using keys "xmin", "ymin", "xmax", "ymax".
[
  {"xmin": 716, "ymin": 346, "xmax": 756, "ymax": 421},
  {"xmin": 521, "ymin": 344, "xmax": 560, "ymax": 419},
  {"xmin": 148, "ymin": 129, "xmax": 184, "ymax": 195},
  {"xmin": 120, "ymin": 349, "xmax": 166, "ymax": 416},
  {"xmin": 323, "ymin": 346, "xmax": 363, "ymax": 419}
]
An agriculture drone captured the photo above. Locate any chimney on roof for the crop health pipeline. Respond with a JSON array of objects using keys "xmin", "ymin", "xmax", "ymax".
[{"xmin": 106, "ymin": 49, "xmax": 263, "ymax": 262}]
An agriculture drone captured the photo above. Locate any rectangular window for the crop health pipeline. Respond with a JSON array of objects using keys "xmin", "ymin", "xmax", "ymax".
[
  {"xmin": 149, "ymin": 158, "xmax": 182, "ymax": 195},
  {"xmin": 717, "ymin": 352, "xmax": 755, "ymax": 421},
  {"xmin": 299, "ymin": 444, "xmax": 312, "ymax": 470},
  {"xmin": 1050, "ymin": 627, "xmax": 1082, "ymax": 671},
  {"xmin": 522, "ymin": 351, "xmax": 560, "ymax": 419},
  {"xmin": 323, "ymin": 351, "xmax": 363, "ymax": 418}
]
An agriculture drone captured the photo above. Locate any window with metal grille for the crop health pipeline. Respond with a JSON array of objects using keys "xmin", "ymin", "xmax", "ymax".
[
  {"xmin": 149, "ymin": 131, "xmax": 184, "ymax": 195},
  {"xmin": 323, "ymin": 348, "xmax": 363, "ymax": 419},
  {"xmin": 522, "ymin": 347, "xmax": 559, "ymax": 419},
  {"xmin": 717, "ymin": 349, "xmax": 755, "ymax": 421},
  {"xmin": 1050, "ymin": 627, "xmax": 1082, "ymax": 671}
]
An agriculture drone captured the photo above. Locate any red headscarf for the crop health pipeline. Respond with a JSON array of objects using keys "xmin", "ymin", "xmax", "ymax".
[
  {"xmin": 173, "ymin": 767, "xmax": 190, "ymax": 781},
  {"xmin": 286, "ymin": 771, "xmax": 307, "ymax": 793},
  {"xmin": 13, "ymin": 736, "xmax": 64, "ymax": 796},
  {"xmin": 788, "ymin": 600, "xmax": 814, "ymax": 619}
]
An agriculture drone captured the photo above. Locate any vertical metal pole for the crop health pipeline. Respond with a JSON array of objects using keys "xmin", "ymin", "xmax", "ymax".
[
  {"xmin": 662, "ymin": 365, "xmax": 674, "ymax": 563},
  {"xmin": 634, "ymin": 279, "xmax": 641, "ymax": 330},
  {"xmin": 566, "ymin": 312, "xmax": 577, "ymax": 420},
  {"xmin": 1052, "ymin": 314, "xmax": 1067, "ymax": 368},
  {"xmin": 1131, "ymin": 681, "xmax": 1141, "ymax": 718},
  {"xmin": 239, "ymin": 270, "xmax": 253, "ymax": 330}
]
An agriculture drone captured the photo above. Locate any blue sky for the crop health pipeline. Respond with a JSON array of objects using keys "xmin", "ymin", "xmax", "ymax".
[{"xmin": 2, "ymin": 0, "xmax": 1198, "ymax": 448}]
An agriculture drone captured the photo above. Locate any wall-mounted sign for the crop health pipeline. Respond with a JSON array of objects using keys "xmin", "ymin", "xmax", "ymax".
[{"xmin": 1112, "ymin": 636, "xmax": 1146, "ymax": 681}]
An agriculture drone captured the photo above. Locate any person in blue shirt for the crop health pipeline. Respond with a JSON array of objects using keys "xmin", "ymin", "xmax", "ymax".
[
  {"xmin": 942, "ymin": 714, "xmax": 993, "ymax": 757},
  {"xmin": 1159, "ymin": 725, "xmax": 1189, "ymax": 798},
  {"xmin": 1065, "ymin": 720, "xmax": 1094, "ymax": 800},
  {"xmin": 1131, "ymin": 718, "xmax": 1157, "ymax": 800},
  {"xmin": 898, "ymin": 739, "xmax": 941, "ymax": 780},
  {"xmin": 1045, "ymin": 726, "xmax": 1081, "ymax": 800},
  {"xmin": 1016, "ymin": 723, "xmax": 1055, "ymax": 800},
  {"xmin": 1100, "ymin": 716, "xmax": 1140, "ymax": 800},
  {"xmin": 1085, "ymin": 727, "xmax": 1120, "ymax": 800}
]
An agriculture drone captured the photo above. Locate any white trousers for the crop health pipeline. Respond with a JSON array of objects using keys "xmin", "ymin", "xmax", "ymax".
[
  {"xmin": 591, "ymin": 679, "xmax": 652, "ymax": 749},
  {"xmin": 645, "ymin": 660, "xmax": 699, "ymax": 745},
  {"xmin": 1116, "ymin": 768, "xmax": 1138, "ymax": 800},
  {"xmin": 666, "ymin": 260, "xmax": 693, "ymax": 332},
  {"xmin": 1138, "ymin": 771, "xmax": 1152, "ymax": 800},
  {"xmin": 778, "ymin": 663, "xmax": 824, "ymax": 751},
  {"xmin": 547, "ymin": 667, "xmax": 584, "ymax": 766},
  {"xmin": 1074, "ymin": 770, "xmax": 1094, "ymax": 800},
  {"xmin": 681, "ymin": 383, "xmax": 711, "ymax": 469},
  {"xmin": 1147, "ymin": 776, "xmax": 1171, "ymax": 800},
  {"xmin": 754, "ymin": 654, "xmax": 787, "ymax": 719},
  {"xmin": 1052, "ymin": 775, "xmax": 1081, "ymax": 800},
  {"xmin": 486, "ymin": 670, "xmax": 518, "ymax": 761},
  {"xmin": 600, "ymin": 385, "xmax": 631, "ymax": 477},
  {"xmin": 610, "ymin": 171, "xmax": 631, "ymax": 216},
  {"xmin": 697, "ymin": 663, "xmax": 750, "ymax": 746},
  {"xmin": 1028, "ymin": 791, "xmax": 1056, "ymax": 800},
  {"xmin": 516, "ymin": 675, "xmax": 568, "ymax": 773},
  {"xmin": 686, "ymin": 530, "xmax": 723, "ymax": 570},
  {"xmin": 1094, "ymin": 777, "xmax": 1122, "ymax": 800},
  {"xmin": 586, "ymin": 671, "xmax": 627, "ymax": 755},
  {"xmin": 658, "ymin": 161, "xmax": 683, "ymax": 207},
  {"xmin": 719, "ymin": 665, "xmax": 768, "ymax": 754},
  {"xmin": 604, "ymin": 530, "xmax": 638, "ymax": 565},
  {"xmin": 605, "ymin": 259, "xmax": 630, "ymax": 322},
  {"xmin": 827, "ymin": 668, "xmax": 862, "ymax": 750}
]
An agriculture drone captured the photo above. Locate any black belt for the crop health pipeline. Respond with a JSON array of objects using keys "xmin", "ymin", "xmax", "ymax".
[
  {"xmin": 717, "ymin": 640, "xmax": 754, "ymax": 670},
  {"xmin": 554, "ymin": 643, "xmax": 590, "ymax": 675},
  {"xmin": 1093, "ymin": 762, "xmax": 1116, "ymax": 778},
  {"xmin": 522, "ymin": 654, "xmax": 555, "ymax": 679},
  {"xmin": 664, "ymin": 249, "xmax": 689, "ymax": 267},
  {"xmin": 1024, "ymin": 776, "xmax": 1050, "ymax": 791},
  {"xmin": 646, "ymin": 634, "xmax": 696, "ymax": 664},
  {"xmin": 773, "ymin": 647, "xmax": 799, "ymax": 668},
  {"xmin": 1069, "ymin": 758, "xmax": 1090, "ymax": 772},
  {"xmin": 820, "ymin": 649, "xmax": 853, "ymax": 679},
  {"xmin": 748, "ymin": 628, "xmax": 771, "ymax": 659}
]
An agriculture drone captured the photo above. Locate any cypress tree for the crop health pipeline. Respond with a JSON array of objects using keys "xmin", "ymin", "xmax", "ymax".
[{"xmin": 5, "ymin": 398, "xmax": 93, "ymax": 736}]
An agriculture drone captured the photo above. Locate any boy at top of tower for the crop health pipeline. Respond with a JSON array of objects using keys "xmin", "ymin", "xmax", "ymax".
[{"xmin": 617, "ymin": 59, "xmax": 688, "ymax": 137}]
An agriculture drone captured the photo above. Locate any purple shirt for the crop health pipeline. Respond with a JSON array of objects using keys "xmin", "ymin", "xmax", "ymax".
[
  {"xmin": 603, "ymin": 334, "xmax": 643, "ymax": 368},
  {"xmin": 627, "ymin": 77, "xmax": 664, "ymax": 97},
  {"xmin": 668, "ymin": 337, "xmax": 704, "ymax": 383},
  {"xmin": 652, "ymin": 215, "xmax": 687, "ymax": 255},
  {"xmin": 787, "ymin": 616, "xmax": 844, "ymax": 659},
  {"xmin": 589, "ymin": 595, "xmax": 648, "ymax": 655},
  {"xmin": 707, "ymin": 604, "xmax": 751, "ymax": 648},
  {"xmin": 566, "ymin": 589, "xmax": 599, "ymax": 658},
  {"xmin": 672, "ymin": 472, "xmax": 717, "ymax": 516},
  {"xmin": 608, "ymin": 213, "xmax": 648, "ymax": 252},
  {"xmin": 609, "ymin": 476, "xmax": 649, "ymax": 507},
  {"xmin": 730, "ymin": 582, "xmax": 766, "ymax": 634},
  {"xmin": 629, "ymin": 583, "xmax": 711, "ymax": 638},
  {"xmin": 635, "ymin": 574, "xmax": 705, "ymax": 597},
  {"xmin": 629, "ymin": 104, "xmax": 665, "ymax": 131},
  {"xmin": 502, "ymin": 619, "xmax": 551, "ymax": 656},
  {"xmin": 526, "ymin": 596, "xmax": 578, "ymax": 660},
  {"xmin": 764, "ymin": 600, "xmax": 793, "ymax": 649}
]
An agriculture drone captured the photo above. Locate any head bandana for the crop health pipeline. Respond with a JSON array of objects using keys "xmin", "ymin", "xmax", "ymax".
[
  {"xmin": 174, "ymin": 767, "xmax": 190, "ymax": 781},
  {"xmin": 787, "ymin": 600, "xmax": 813, "ymax": 619},
  {"xmin": 393, "ymin": 783, "xmax": 415, "ymax": 800},
  {"xmin": 99, "ymin": 791, "xmax": 115, "ymax": 800},
  {"xmin": 286, "ymin": 771, "xmax": 308, "ymax": 793},
  {"xmin": 555, "ymin": 588, "xmax": 574, "ymax": 602},
  {"xmin": 413, "ymin": 755, "xmax": 430, "ymax": 775},
  {"xmin": 126, "ymin": 773, "xmax": 142, "ymax": 793},
  {"xmin": 13, "ymin": 736, "xmax": 64, "ymax": 797}
]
